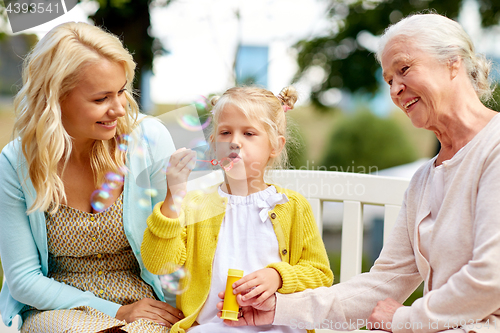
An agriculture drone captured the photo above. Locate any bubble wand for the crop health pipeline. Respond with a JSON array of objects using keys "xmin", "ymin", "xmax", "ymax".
[{"xmin": 196, "ymin": 157, "xmax": 234, "ymax": 171}]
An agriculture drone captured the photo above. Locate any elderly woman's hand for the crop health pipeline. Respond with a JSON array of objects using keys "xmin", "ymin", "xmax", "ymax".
[
  {"xmin": 367, "ymin": 298, "xmax": 404, "ymax": 332},
  {"xmin": 115, "ymin": 298, "xmax": 184, "ymax": 327},
  {"xmin": 216, "ymin": 290, "xmax": 276, "ymax": 327}
]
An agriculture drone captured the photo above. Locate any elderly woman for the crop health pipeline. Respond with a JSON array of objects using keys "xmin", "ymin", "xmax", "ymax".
[
  {"xmin": 217, "ymin": 13, "xmax": 500, "ymax": 333},
  {"xmin": 0, "ymin": 22, "xmax": 183, "ymax": 332}
]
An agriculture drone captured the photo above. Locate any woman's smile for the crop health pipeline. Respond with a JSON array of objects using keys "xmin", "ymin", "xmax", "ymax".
[{"xmin": 97, "ymin": 120, "xmax": 118, "ymax": 129}]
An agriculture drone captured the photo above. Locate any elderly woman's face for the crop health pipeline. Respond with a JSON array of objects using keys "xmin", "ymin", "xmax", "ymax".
[
  {"xmin": 381, "ymin": 37, "xmax": 456, "ymax": 129},
  {"xmin": 60, "ymin": 59, "xmax": 127, "ymax": 145}
]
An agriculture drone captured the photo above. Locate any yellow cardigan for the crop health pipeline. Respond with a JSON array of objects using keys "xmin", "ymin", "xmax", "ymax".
[{"xmin": 142, "ymin": 184, "xmax": 333, "ymax": 333}]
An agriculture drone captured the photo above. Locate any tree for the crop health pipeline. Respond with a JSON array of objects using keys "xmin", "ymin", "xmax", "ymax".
[
  {"xmin": 294, "ymin": 0, "xmax": 500, "ymax": 109},
  {"xmin": 321, "ymin": 110, "xmax": 417, "ymax": 172},
  {"xmin": 88, "ymin": 0, "xmax": 172, "ymax": 94},
  {"xmin": 0, "ymin": 0, "xmax": 172, "ymax": 96}
]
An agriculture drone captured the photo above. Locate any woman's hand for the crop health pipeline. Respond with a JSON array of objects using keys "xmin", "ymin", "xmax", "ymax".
[
  {"xmin": 216, "ymin": 291, "xmax": 276, "ymax": 327},
  {"xmin": 367, "ymin": 298, "xmax": 404, "ymax": 332},
  {"xmin": 161, "ymin": 148, "xmax": 196, "ymax": 218},
  {"xmin": 115, "ymin": 298, "xmax": 184, "ymax": 327},
  {"xmin": 232, "ymin": 268, "xmax": 282, "ymax": 306}
]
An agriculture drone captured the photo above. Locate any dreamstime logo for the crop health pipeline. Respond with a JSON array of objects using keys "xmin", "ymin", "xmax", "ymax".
[{"xmin": 4, "ymin": 0, "xmax": 78, "ymax": 33}]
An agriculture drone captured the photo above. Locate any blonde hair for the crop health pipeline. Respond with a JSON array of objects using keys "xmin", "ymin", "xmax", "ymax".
[
  {"xmin": 209, "ymin": 86, "xmax": 298, "ymax": 170},
  {"xmin": 14, "ymin": 22, "xmax": 139, "ymax": 213},
  {"xmin": 376, "ymin": 13, "xmax": 493, "ymax": 102}
]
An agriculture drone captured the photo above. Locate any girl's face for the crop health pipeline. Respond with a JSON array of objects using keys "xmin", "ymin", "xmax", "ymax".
[
  {"xmin": 60, "ymin": 59, "xmax": 127, "ymax": 148},
  {"xmin": 214, "ymin": 104, "xmax": 280, "ymax": 182}
]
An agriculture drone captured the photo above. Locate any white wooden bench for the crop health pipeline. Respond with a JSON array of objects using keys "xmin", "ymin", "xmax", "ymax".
[{"xmin": 1, "ymin": 169, "xmax": 410, "ymax": 333}]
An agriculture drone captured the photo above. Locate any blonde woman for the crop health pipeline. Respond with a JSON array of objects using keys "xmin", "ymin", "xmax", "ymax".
[{"xmin": 0, "ymin": 22, "xmax": 182, "ymax": 332}]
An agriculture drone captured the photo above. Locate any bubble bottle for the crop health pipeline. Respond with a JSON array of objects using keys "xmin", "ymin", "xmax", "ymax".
[{"xmin": 221, "ymin": 269, "xmax": 244, "ymax": 321}]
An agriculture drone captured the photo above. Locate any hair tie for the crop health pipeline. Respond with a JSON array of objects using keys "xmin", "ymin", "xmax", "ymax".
[{"xmin": 276, "ymin": 95, "xmax": 290, "ymax": 112}]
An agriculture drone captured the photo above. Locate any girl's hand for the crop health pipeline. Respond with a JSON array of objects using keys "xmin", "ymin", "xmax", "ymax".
[
  {"xmin": 232, "ymin": 268, "xmax": 282, "ymax": 305},
  {"xmin": 165, "ymin": 148, "xmax": 196, "ymax": 193},
  {"xmin": 161, "ymin": 148, "xmax": 196, "ymax": 218},
  {"xmin": 216, "ymin": 291, "xmax": 276, "ymax": 327},
  {"xmin": 115, "ymin": 298, "xmax": 184, "ymax": 327}
]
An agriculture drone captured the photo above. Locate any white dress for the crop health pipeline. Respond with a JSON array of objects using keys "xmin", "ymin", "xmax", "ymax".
[{"xmin": 188, "ymin": 185, "xmax": 306, "ymax": 333}]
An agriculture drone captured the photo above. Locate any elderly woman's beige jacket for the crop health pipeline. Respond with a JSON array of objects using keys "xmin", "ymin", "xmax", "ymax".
[{"xmin": 273, "ymin": 113, "xmax": 500, "ymax": 333}]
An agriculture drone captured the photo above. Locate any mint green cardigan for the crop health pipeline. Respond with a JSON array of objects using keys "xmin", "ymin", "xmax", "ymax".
[{"xmin": 0, "ymin": 117, "xmax": 175, "ymax": 329}]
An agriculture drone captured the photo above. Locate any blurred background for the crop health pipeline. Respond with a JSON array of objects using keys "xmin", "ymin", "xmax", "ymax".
[{"xmin": 2, "ymin": 0, "xmax": 500, "ymax": 312}]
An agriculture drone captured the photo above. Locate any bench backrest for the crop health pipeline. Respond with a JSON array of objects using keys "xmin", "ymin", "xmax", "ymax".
[{"xmin": 187, "ymin": 169, "xmax": 410, "ymax": 283}]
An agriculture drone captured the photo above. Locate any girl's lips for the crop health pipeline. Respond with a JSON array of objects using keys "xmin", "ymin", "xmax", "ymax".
[{"xmin": 227, "ymin": 153, "xmax": 241, "ymax": 163}]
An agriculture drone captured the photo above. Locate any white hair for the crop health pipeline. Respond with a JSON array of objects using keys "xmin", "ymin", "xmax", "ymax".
[{"xmin": 376, "ymin": 13, "xmax": 493, "ymax": 102}]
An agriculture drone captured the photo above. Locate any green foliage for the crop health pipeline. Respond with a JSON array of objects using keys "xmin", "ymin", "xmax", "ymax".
[
  {"xmin": 96, "ymin": 0, "xmax": 131, "ymax": 9},
  {"xmin": 0, "ymin": 33, "xmax": 38, "ymax": 95},
  {"xmin": 485, "ymin": 83, "xmax": 500, "ymax": 112},
  {"xmin": 293, "ymin": 0, "xmax": 465, "ymax": 108},
  {"xmin": 327, "ymin": 250, "xmax": 423, "ymax": 309},
  {"xmin": 0, "ymin": 0, "xmax": 10, "ymax": 40},
  {"xmin": 89, "ymin": 0, "xmax": 155, "ymax": 92},
  {"xmin": 86, "ymin": 0, "xmax": 173, "ymax": 93},
  {"xmin": 321, "ymin": 110, "xmax": 417, "ymax": 172},
  {"xmin": 478, "ymin": 0, "xmax": 500, "ymax": 27},
  {"xmin": 286, "ymin": 120, "xmax": 307, "ymax": 169}
]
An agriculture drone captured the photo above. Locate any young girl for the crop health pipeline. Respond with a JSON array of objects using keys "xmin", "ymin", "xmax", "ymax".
[{"xmin": 141, "ymin": 86, "xmax": 333, "ymax": 333}]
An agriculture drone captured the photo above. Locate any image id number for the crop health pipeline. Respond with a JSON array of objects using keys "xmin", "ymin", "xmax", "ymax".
[{"xmin": 6, "ymin": 2, "xmax": 61, "ymax": 14}]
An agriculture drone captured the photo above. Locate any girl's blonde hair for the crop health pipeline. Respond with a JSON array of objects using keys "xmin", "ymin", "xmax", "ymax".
[
  {"xmin": 14, "ymin": 22, "xmax": 139, "ymax": 213},
  {"xmin": 209, "ymin": 86, "xmax": 298, "ymax": 170}
]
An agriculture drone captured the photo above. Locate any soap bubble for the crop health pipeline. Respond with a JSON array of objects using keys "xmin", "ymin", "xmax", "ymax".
[
  {"xmin": 159, "ymin": 264, "xmax": 190, "ymax": 295},
  {"xmin": 161, "ymin": 161, "xmax": 171, "ymax": 175},
  {"xmin": 144, "ymin": 189, "xmax": 159, "ymax": 197},
  {"xmin": 136, "ymin": 189, "xmax": 158, "ymax": 210},
  {"xmin": 194, "ymin": 95, "xmax": 210, "ymax": 112},
  {"xmin": 117, "ymin": 134, "xmax": 132, "ymax": 151},
  {"xmin": 168, "ymin": 193, "xmax": 185, "ymax": 212},
  {"xmin": 90, "ymin": 189, "xmax": 110, "ymax": 212},
  {"xmin": 143, "ymin": 134, "xmax": 156, "ymax": 147},
  {"xmin": 102, "ymin": 172, "xmax": 124, "ymax": 191},
  {"xmin": 177, "ymin": 114, "xmax": 211, "ymax": 132},
  {"xmin": 172, "ymin": 194, "xmax": 184, "ymax": 205},
  {"xmin": 190, "ymin": 139, "xmax": 208, "ymax": 149},
  {"xmin": 138, "ymin": 198, "xmax": 150, "ymax": 209},
  {"xmin": 119, "ymin": 166, "xmax": 129, "ymax": 175},
  {"xmin": 132, "ymin": 145, "xmax": 145, "ymax": 158}
]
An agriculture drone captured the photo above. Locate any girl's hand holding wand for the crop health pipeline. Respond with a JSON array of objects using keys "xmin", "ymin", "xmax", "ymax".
[{"xmin": 161, "ymin": 148, "xmax": 197, "ymax": 218}]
